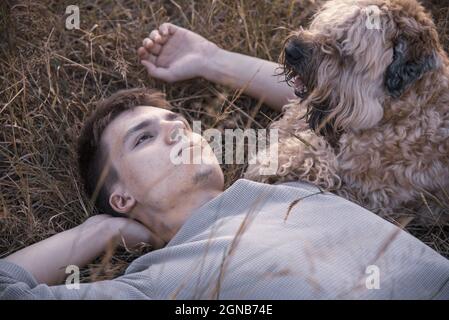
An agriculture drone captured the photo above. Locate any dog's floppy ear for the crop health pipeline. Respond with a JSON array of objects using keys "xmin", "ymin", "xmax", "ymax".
[
  {"xmin": 385, "ymin": 35, "xmax": 437, "ymax": 98},
  {"xmin": 384, "ymin": 3, "xmax": 443, "ymax": 100}
]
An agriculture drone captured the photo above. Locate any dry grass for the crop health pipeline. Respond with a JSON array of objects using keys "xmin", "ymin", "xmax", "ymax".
[{"xmin": 0, "ymin": 0, "xmax": 448, "ymax": 282}]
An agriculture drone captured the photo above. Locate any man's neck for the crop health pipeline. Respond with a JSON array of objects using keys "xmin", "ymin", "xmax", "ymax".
[{"xmin": 135, "ymin": 188, "xmax": 223, "ymax": 245}]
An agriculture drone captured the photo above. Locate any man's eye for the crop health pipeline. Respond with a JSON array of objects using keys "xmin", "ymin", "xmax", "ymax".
[{"xmin": 135, "ymin": 133, "xmax": 153, "ymax": 147}]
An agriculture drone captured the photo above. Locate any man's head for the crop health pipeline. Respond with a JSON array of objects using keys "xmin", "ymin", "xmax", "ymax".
[{"xmin": 78, "ymin": 88, "xmax": 224, "ymax": 238}]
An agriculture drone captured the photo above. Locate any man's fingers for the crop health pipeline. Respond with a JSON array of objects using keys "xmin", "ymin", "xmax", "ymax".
[
  {"xmin": 137, "ymin": 46, "xmax": 149, "ymax": 60},
  {"xmin": 143, "ymin": 37, "xmax": 154, "ymax": 49},
  {"xmin": 159, "ymin": 23, "xmax": 177, "ymax": 37},
  {"xmin": 159, "ymin": 23, "xmax": 169, "ymax": 36},
  {"xmin": 141, "ymin": 60, "xmax": 174, "ymax": 83},
  {"xmin": 142, "ymin": 38, "xmax": 163, "ymax": 56},
  {"xmin": 146, "ymin": 23, "xmax": 177, "ymax": 48},
  {"xmin": 149, "ymin": 30, "xmax": 163, "ymax": 43},
  {"xmin": 138, "ymin": 47, "xmax": 157, "ymax": 64},
  {"xmin": 150, "ymin": 43, "xmax": 162, "ymax": 55},
  {"xmin": 138, "ymin": 48, "xmax": 158, "ymax": 66}
]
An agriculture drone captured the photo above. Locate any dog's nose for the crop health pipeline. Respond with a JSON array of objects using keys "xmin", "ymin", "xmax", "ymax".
[{"xmin": 285, "ymin": 39, "xmax": 307, "ymax": 64}]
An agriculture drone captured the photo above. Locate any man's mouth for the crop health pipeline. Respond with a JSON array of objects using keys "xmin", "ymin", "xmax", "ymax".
[
  {"xmin": 177, "ymin": 143, "xmax": 203, "ymax": 157},
  {"xmin": 293, "ymin": 75, "xmax": 308, "ymax": 99}
]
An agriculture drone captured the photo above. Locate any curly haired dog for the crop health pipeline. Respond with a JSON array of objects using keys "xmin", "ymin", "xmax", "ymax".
[{"xmin": 245, "ymin": 0, "xmax": 449, "ymax": 223}]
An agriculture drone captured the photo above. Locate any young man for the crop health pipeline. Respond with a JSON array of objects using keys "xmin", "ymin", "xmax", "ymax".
[{"xmin": 0, "ymin": 24, "xmax": 448, "ymax": 299}]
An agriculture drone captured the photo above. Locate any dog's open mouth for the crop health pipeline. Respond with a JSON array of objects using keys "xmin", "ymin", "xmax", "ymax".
[
  {"xmin": 283, "ymin": 57, "xmax": 311, "ymax": 99},
  {"xmin": 293, "ymin": 75, "xmax": 308, "ymax": 99}
]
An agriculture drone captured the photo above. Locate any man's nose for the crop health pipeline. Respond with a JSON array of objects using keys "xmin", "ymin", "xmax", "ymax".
[
  {"xmin": 165, "ymin": 120, "xmax": 188, "ymax": 145},
  {"xmin": 284, "ymin": 38, "xmax": 308, "ymax": 64}
]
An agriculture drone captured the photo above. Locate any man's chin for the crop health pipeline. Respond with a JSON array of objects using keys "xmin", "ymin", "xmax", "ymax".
[
  {"xmin": 193, "ymin": 167, "xmax": 213, "ymax": 185},
  {"xmin": 192, "ymin": 162, "xmax": 224, "ymax": 187}
]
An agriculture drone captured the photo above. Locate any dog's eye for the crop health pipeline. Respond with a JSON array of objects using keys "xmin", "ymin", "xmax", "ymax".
[{"xmin": 322, "ymin": 41, "xmax": 341, "ymax": 55}]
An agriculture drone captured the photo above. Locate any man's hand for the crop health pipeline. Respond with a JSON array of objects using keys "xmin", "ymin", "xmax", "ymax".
[
  {"xmin": 85, "ymin": 214, "xmax": 165, "ymax": 250},
  {"xmin": 137, "ymin": 23, "xmax": 295, "ymax": 111},
  {"xmin": 4, "ymin": 214, "xmax": 164, "ymax": 285},
  {"xmin": 137, "ymin": 23, "xmax": 220, "ymax": 82}
]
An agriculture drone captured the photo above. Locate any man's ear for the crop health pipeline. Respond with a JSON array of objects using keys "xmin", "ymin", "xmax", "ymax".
[{"xmin": 109, "ymin": 187, "xmax": 136, "ymax": 215}]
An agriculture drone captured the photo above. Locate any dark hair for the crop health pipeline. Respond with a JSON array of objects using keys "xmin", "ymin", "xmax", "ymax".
[{"xmin": 77, "ymin": 88, "xmax": 171, "ymax": 216}]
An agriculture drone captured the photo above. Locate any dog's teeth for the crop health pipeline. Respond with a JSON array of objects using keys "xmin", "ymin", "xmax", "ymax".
[{"xmin": 292, "ymin": 76, "xmax": 309, "ymax": 98}]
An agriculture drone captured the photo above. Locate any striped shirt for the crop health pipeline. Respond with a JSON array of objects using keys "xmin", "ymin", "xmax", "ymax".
[{"xmin": 1, "ymin": 179, "xmax": 448, "ymax": 299}]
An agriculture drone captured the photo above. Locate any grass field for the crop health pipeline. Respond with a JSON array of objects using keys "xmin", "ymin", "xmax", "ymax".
[{"xmin": 1, "ymin": 0, "xmax": 448, "ymax": 282}]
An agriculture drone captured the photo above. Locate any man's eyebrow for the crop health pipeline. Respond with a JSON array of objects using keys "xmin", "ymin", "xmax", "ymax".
[
  {"xmin": 167, "ymin": 111, "xmax": 191, "ymax": 129},
  {"xmin": 166, "ymin": 111, "xmax": 186, "ymax": 120},
  {"xmin": 123, "ymin": 119, "xmax": 154, "ymax": 144}
]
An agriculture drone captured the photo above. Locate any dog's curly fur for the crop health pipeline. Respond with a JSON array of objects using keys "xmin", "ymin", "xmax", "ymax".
[{"xmin": 245, "ymin": 0, "xmax": 449, "ymax": 224}]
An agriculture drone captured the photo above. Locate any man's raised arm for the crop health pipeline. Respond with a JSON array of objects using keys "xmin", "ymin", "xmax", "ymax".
[
  {"xmin": 138, "ymin": 23, "xmax": 296, "ymax": 112},
  {"xmin": 2, "ymin": 215, "xmax": 157, "ymax": 287}
]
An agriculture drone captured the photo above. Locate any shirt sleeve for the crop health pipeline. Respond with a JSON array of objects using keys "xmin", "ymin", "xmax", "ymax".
[{"xmin": 0, "ymin": 259, "xmax": 152, "ymax": 300}]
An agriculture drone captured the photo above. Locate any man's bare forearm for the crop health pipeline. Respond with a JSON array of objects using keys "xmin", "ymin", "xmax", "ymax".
[
  {"xmin": 203, "ymin": 48, "xmax": 296, "ymax": 111},
  {"xmin": 4, "ymin": 221, "xmax": 113, "ymax": 285}
]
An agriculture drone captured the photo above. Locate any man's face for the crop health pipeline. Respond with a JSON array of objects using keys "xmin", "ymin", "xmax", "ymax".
[{"xmin": 101, "ymin": 106, "xmax": 224, "ymax": 228}]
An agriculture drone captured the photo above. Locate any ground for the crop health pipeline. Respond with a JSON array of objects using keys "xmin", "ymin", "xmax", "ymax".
[{"xmin": 0, "ymin": 0, "xmax": 448, "ymax": 282}]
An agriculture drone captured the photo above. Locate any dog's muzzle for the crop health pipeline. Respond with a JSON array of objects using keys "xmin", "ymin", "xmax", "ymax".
[{"xmin": 284, "ymin": 39, "xmax": 311, "ymax": 99}]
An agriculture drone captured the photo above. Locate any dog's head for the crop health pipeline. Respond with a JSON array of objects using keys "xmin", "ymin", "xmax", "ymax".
[{"xmin": 282, "ymin": 0, "xmax": 445, "ymax": 143}]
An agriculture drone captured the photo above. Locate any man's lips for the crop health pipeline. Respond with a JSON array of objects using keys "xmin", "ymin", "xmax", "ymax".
[{"xmin": 177, "ymin": 143, "xmax": 203, "ymax": 157}]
